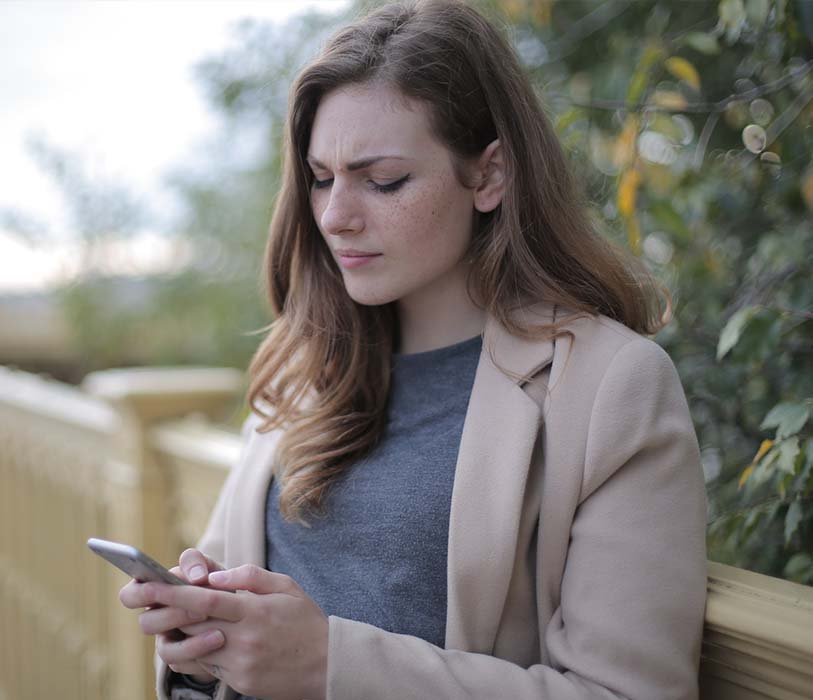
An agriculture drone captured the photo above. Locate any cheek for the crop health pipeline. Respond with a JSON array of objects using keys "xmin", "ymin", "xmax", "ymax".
[{"xmin": 394, "ymin": 174, "xmax": 472, "ymax": 247}]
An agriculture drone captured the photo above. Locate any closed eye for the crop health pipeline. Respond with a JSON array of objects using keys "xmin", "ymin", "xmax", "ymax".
[
  {"xmin": 311, "ymin": 174, "xmax": 411, "ymax": 193},
  {"xmin": 371, "ymin": 174, "xmax": 410, "ymax": 194}
]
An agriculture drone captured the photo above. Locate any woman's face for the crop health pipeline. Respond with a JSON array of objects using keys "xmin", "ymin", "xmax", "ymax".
[{"xmin": 308, "ymin": 83, "xmax": 477, "ymax": 310}]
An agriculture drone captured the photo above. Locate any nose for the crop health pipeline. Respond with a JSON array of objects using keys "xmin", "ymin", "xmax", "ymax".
[{"xmin": 318, "ymin": 180, "xmax": 364, "ymax": 236}]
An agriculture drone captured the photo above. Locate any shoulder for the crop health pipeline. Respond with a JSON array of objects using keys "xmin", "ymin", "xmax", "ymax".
[
  {"xmin": 550, "ymin": 307, "xmax": 677, "ymax": 388},
  {"xmin": 552, "ymin": 312, "xmax": 696, "ymax": 499}
]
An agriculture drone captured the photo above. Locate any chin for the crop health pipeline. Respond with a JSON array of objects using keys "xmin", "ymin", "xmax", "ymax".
[{"xmin": 344, "ymin": 284, "xmax": 401, "ymax": 307}]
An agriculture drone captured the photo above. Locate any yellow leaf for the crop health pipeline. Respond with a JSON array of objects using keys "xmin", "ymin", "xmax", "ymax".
[
  {"xmin": 652, "ymin": 90, "xmax": 689, "ymax": 111},
  {"xmin": 613, "ymin": 115, "xmax": 640, "ymax": 168},
  {"xmin": 754, "ymin": 438, "xmax": 774, "ymax": 462},
  {"xmin": 738, "ymin": 464, "xmax": 754, "ymax": 489},
  {"xmin": 739, "ymin": 439, "xmax": 774, "ymax": 489},
  {"xmin": 665, "ymin": 56, "xmax": 701, "ymax": 91},
  {"xmin": 617, "ymin": 168, "xmax": 640, "ymax": 217}
]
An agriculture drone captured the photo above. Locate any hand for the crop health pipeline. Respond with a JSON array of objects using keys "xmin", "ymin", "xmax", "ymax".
[
  {"xmin": 145, "ymin": 565, "xmax": 329, "ymax": 700},
  {"xmin": 119, "ymin": 548, "xmax": 225, "ymax": 680}
]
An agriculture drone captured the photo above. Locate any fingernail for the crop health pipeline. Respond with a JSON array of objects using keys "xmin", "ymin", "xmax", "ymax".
[
  {"xmin": 205, "ymin": 629, "xmax": 224, "ymax": 645},
  {"xmin": 189, "ymin": 566, "xmax": 206, "ymax": 581},
  {"xmin": 209, "ymin": 570, "xmax": 229, "ymax": 584}
]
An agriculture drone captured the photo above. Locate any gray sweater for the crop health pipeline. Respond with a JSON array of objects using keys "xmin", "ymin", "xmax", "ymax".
[{"xmin": 265, "ymin": 333, "xmax": 483, "ymax": 647}]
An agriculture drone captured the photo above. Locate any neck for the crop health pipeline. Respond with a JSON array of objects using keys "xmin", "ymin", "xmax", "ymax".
[{"xmin": 396, "ymin": 264, "xmax": 486, "ymax": 354}]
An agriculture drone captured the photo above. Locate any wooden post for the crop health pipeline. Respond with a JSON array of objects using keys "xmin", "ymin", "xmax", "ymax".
[{"xmin": 82, "ymin": 367, "xmax": 242, "ymax": 700}]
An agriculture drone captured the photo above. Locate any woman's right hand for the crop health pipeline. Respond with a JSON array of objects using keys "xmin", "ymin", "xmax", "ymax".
[{"xmin": 119, "ymin": 548, "xmax": 225, "ymax": 680}]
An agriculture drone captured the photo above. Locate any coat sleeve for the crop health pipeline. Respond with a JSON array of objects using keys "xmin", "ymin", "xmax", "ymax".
[{"xmin": 325, "ymin": 338, "xmax": 708, "ymax": 700}]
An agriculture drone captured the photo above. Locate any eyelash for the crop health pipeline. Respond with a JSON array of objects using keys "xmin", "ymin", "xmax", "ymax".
[{"xmin": 312, "ymin": 174, "xmax": 411, "ymax": 194}]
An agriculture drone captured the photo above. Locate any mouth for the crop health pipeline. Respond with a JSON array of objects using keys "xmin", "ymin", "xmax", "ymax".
[{"xmin": 334, "ymin": 249, "xmax": 382, "ymax": 269}]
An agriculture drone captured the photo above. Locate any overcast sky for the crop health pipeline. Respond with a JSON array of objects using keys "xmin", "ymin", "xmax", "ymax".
[{"xmin": 0, "ymin": 0, "xmax": 348, "ymax": 292}]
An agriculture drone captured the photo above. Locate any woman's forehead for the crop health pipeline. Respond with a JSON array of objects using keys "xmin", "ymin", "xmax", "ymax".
[{"xmin": 308, "ymin": 84, "xmax": 438, "ymax": 167}]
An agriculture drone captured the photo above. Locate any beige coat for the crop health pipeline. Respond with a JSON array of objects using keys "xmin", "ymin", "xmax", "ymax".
[{"xmin": 157, "ymin": 302, "xmax": 708, "ymax": 700}]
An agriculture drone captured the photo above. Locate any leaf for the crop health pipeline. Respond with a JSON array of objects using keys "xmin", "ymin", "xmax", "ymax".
[
  {"xmin": 740, "ymin": 439, "xmax": 775, "ymax": 489},
  {"xmin": 617, "ymin": 168, "xmax": 640, "ymax": 217},
  {"xmin": 776, "ymin": 437, "xmax": 801, "ymax": 475},
  {"xmin": 685, "ymin": 32, "xmax": 720, "ymax": 55},
  {"xmin": 665, "ymin": 57, "xmax": 701, "ymax": 92},
  {"xmin": 784, "ymin": 552, "xmax": 813, "ymax": 583},
  {"xmin": 625, "ymin": 216, "xmax": 642, "ymax": 255},
  {"xmin": 651, "ymin": 90, "xmax": 689, "ymax": 111},
  {"xmin": 802, "ymin": 438, "xmax": 813, "ymax": 487},
  {"xmin": 717, "ymin": 306, "xmax": 755, "ymax": 360},
  {"xmin": 556, "ymin": 106, "xmax": 586, "ymax": 132},
  {"xmin": 738, "ymin": 463, "xmax": 755, "ymax": 489},
  {"xmin": 761, "ymin": 402, "xmax": 811, "ymax": 440},
  {"xmin": 742, "ymin": 507, "xmax": 763, "ymax": 538},
  {"xmin": 746, "ymin": 0, "xmax": 770, "ymax": 27},
  {"xmin": 626, "ymin": 43, "xmax": 665, "ymax": 105},
  {"xmin": 784, "ymin": 499, "xmax": 803, "ymax": 546},
  {"xmin": 719, "ymin": 0, "xmax": 747, "ymax": 42},
  {"xmin": 613, "ymin": 115, "xmax": 640, "ymax": 168},
  {"xmin": 755, "ymin": 438, "xmax": 776, "ymax": 462}
]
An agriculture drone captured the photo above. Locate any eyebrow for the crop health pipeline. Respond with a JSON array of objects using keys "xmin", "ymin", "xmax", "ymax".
[{"xmin": 306, "ymin": 155, "xmax": 408, "ymax": 172}]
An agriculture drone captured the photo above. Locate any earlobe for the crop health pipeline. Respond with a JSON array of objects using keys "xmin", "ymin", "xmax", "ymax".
[{"xmin": 473, "ymin": 139, "xmax": 506, "ymax": 214}]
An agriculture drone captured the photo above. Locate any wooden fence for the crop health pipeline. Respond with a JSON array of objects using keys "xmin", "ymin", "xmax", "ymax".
[{"xmin": 0, "ymin": 365, "xmax": 811, "ymax": 700}]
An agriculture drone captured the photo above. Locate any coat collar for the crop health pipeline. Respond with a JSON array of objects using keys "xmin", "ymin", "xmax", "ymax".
[
  {"xmin": 445, "ymin": 301, "xmax": 557, "ymax": 651},
  {"xmin": 482, "ymin": 300, "xmax": 557, "ymax": 386}
]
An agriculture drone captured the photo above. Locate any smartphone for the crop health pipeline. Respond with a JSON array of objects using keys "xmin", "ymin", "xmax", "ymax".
[{"xmin": 87, "ymin": 537, "xmax": 186, "ymax": 585}]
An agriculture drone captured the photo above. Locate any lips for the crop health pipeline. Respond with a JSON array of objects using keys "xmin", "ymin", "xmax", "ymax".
[
  {"xmin": 334, "ymin": 249, "xmax": 380, "ymax": 257},
  {"xmin": 335, "ymin": 249, "xmax": 382, "ymax": 269}
]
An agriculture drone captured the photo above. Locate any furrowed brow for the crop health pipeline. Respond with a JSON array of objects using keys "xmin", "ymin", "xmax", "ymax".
[{"xmin": 306, "ymin": 155, "xmax": 407, "ymax": 172}]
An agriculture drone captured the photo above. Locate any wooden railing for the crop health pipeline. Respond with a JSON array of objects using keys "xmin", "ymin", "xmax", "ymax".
[{"xmin": 1, "ymin": 365, "xmax": 811, "ymax": 700}]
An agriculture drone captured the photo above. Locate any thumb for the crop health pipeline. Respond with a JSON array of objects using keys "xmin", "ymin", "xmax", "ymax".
[
  {"xmin": 208, "ymin": 565, "xmax": 300, "ymax": 595},
  {"xmin": 179, "ymin": 548, "xmax": 224, "ymax": 585}
]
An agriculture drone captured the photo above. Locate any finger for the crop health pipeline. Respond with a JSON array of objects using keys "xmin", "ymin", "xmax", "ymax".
[
  {"xmin": 120, "ymin": 579, "xmax": 164, "ymax": 610},
  {"xmin": 179, "ymin": 548, "xmax": 224, "ymax": 585},
  {"xmin": 208, "ymin": 564, "xmax": 300, "ymax": 595},
  {"xmin": 178, "ymin": 619, "xmax": 220, "ymax": 637},
  {"xmin": 143, "ymin": 581, "xmax": 243, "ymax": 622},
  {"xmin": 167, "ymin": 661, "xmax": 210, "ymax": 677},
  {"xmin": 156, "ymin": 629, "xmax": 225, "ymax": 666},
  {"xmin": 139, "ymin": 605, "xmax": 207, "ymax": 635}
]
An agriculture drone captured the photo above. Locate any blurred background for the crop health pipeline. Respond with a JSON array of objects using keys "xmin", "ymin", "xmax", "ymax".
[{"xmin": 1, "ymin": 0, "xmax": 812, "ymax": 677}]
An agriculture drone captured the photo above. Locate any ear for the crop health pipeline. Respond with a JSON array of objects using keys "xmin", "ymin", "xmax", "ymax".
[{"xmin": 472, "ymin": 139, "xmax": 506, "ymax": 213}]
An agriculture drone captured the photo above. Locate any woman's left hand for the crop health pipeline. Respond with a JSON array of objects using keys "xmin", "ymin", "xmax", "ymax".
[{"xmin": 143, "ymin": 564, "xmax": 328, "ymax": 700}]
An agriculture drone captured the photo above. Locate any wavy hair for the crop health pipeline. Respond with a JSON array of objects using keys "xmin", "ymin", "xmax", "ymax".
[{"xmin": 248, "ymin": 0, "xmax": 666, "ymax": 522}]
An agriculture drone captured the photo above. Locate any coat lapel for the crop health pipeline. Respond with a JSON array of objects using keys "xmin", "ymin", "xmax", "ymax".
[
  {"xmin": 445, "ymin": 304, "xmax": 555, "ymax": 652},
  {"xmin": 226, "ymin": 425, "xmax": 281, "ymax": 568}
]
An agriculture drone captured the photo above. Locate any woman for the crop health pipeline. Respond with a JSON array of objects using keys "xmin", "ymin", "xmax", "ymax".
[{"xmin": 120, "ymin": 1, "xmax": 708, "ymax": 699}]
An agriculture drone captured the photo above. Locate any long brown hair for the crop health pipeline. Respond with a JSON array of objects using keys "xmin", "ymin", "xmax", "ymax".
[{"xmin": 249, "ymin": 0, "xmax": 666, "ymax": 522}]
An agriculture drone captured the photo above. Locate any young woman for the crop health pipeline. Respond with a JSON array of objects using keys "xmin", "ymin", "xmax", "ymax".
[{"xmin": 120, "ymin": 1, "xmax": 708, "ymax": 699}]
